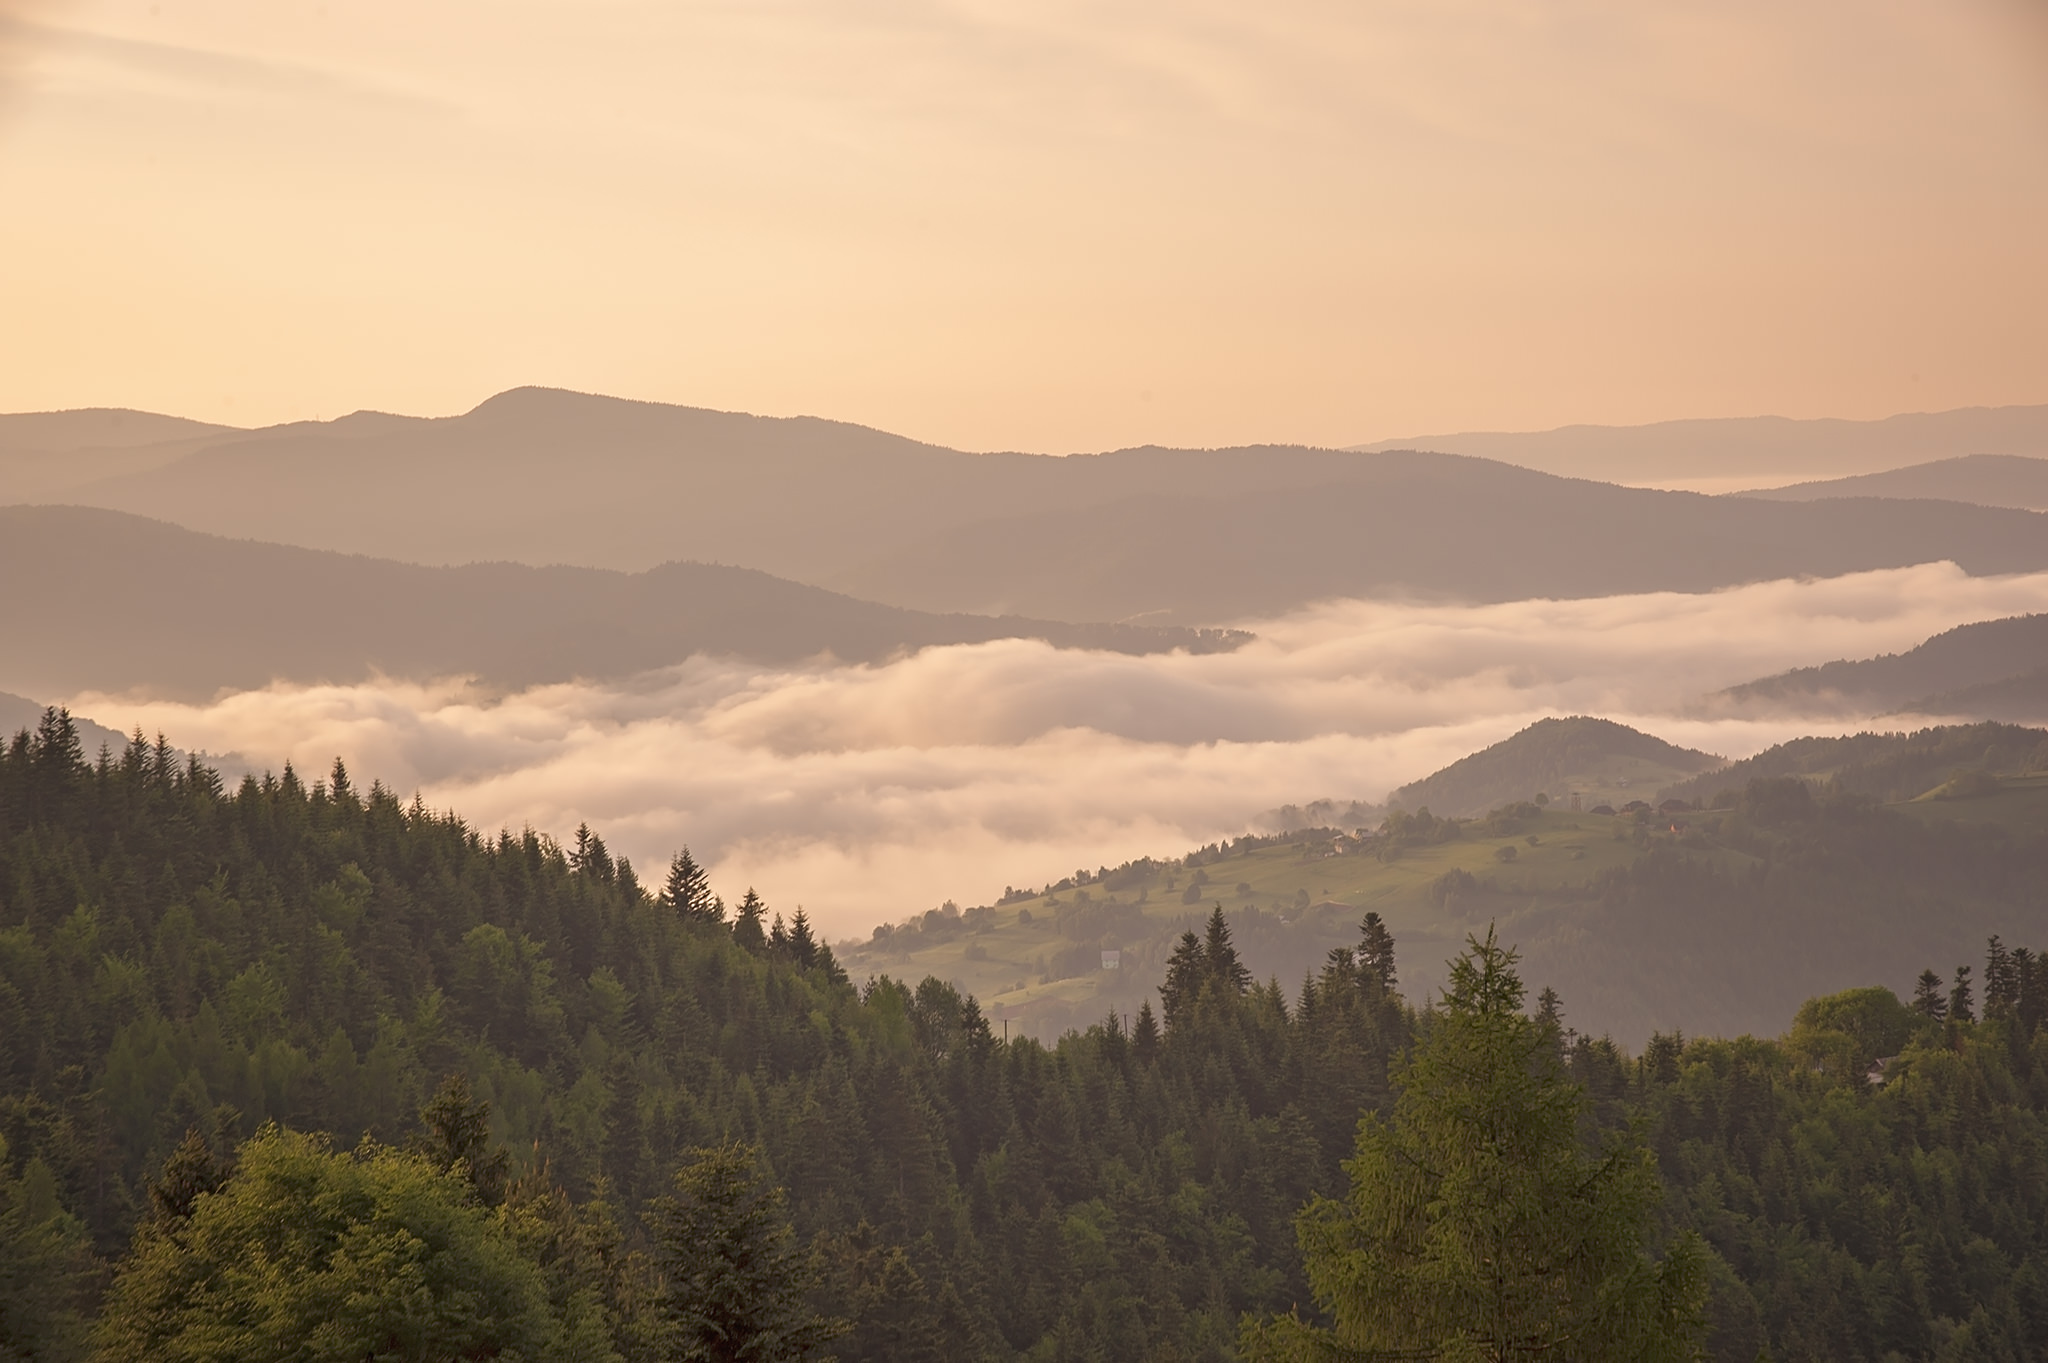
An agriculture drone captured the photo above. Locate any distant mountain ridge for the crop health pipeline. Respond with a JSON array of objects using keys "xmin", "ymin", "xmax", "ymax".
[
  {"xmin": 9, "ymin": 388, "xmax": 2048, "ymax": 625},
  {"xmin": 1387, "ymin": 716, "xmax": 1723, "ymax": 818},
  {"xmin": 1736, "ymin": 454, "xmax": 2048, "ymax": 512},
  {"xmin": 0, "ymin": 506, "xmax": 1239, "ymax": 702},
  {"xmin": 1719, "ymin": 613, "xmax": 2048, "ymax": 719},
  {"xmin": 1353, "ymin": 404, "xmax": 2048, "ymax": 483}
]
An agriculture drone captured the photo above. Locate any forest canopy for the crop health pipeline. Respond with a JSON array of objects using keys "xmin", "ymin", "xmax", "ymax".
[{"xmin": 4, "ymin": 709, "xmax": 2048, "ymax": 1361}]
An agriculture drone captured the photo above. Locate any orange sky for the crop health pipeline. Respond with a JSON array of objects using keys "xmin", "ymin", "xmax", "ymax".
[{"xmin": 2, "ymin": 0, "xmax": 2045, "ymax": 450}]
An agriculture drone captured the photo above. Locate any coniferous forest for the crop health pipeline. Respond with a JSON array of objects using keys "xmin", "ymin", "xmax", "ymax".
[{"xmin": 6, "ymin": 709, "xmax": 2048, "ymax": 1361}]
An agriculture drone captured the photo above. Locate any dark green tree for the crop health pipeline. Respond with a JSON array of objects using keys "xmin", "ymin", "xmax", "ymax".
[
  {"xmin": 412, "ymin": 1072, "xmax": 510, "ymax": 1206},
  {"xmin": 1243, "ymin": 927, "xmax": 1706, "ymax": 1363},
  {"xmin": 1950, "ymin": 964, "xmax": 1976, "ymax": 1023},
  {"xmin": 662, "ymin": 848, "xmax": 720, "ymax": 928},
  {"xmin": 731, "ymin": 891, "xmax": 768, "ymax": 954},
  {"xmin": 1204, "ymin": 904, "xmax": 1253, "ymax": 995},
  {"xmin": 1911, "ymin": 968, "xmax": 1948, "ymax": 1020},
  {"xmin": 649, "ymin": 1142, "xmax": 844, "ymax": 1363}
]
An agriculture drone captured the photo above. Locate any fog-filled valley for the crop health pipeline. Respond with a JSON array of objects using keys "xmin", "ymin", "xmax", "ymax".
[
  {"xmin": 13, "ymin": 388, "xmax": 2048, "ymax": 1362},
  {"xmin": 12, "ymin": 0, "xmax": 2048, "ymax": 1352}
]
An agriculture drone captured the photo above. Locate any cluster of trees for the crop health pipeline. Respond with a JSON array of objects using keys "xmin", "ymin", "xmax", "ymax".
[{"xmin": 6, "ymin": 709, "xmax": 2048, "ymax": 1360}]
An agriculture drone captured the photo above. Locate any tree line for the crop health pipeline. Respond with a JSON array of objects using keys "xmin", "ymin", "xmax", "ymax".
[{"xmin": 4, "ymin": 709, "xmax": 2048, "ymax": 1360}]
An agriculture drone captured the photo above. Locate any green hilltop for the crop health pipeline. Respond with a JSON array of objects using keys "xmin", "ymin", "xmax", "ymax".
[{"xmin": 1386, "ymin": 716, "xmax": 1723, "ymax": 818}]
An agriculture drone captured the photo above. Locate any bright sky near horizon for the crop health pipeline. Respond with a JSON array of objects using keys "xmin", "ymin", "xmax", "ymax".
[{"xmin": 2, "ymin": 0, "xmax": 2045, "ymax": 450}]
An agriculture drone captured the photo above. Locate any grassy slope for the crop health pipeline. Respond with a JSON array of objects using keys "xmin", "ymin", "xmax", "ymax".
[
  {"xmin": 845, "ymin": 773, "xmax": 2048, "ymax": 1044},
  {"xmin": 841, "ymin": 806, "xmax": 1748, "ymax": 1038}
]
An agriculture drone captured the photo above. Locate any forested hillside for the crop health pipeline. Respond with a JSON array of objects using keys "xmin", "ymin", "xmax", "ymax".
[
  {"xmin": 1658, "ymin": 722, "xmax": 2048, "ymax": 805},
  {"xmin": 6, "ymin": 710, "xmax": 2048, "ymax": 1360},
  {"xmin": 1720, "ymin": 614, "xmax": 2048, "ymax": 718}
]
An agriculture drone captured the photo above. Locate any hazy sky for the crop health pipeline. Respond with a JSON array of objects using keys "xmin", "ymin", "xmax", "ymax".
[
  {"xmin": 3, "ymin": 0, "xmax": 2045, "ymax": 449},
  {"xmin": 70, "ymin": 562, "xmax": 2048, "ymax": 938}
]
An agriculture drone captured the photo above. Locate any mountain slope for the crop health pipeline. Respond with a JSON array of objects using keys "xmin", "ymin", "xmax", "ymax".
[
  {"xmin": 1719, "ymin": 613, "xmax": 2048, "ymax": 715},
  {"xmin": 1386, "ymin": 717, "xmax": 1723, "ymax": 817},
  {"xmin": 1657, "ymin": 722, "xmax": 2048, "ymax": 805},
  {"xmin": 1737, "ymin": 454, "xmax": 2048, "ymax": 512},
  {"xmin": 0, "ymin": 506, "xmax": 1236, "ymax": 701},
  {"xmin": 12, "ymin": 389, "xmax": 2048, "ymax": 625}
]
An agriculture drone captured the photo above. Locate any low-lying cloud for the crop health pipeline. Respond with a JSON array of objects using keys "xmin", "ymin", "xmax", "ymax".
[{"xmin": 62, "ymin": 561, "xmax": 2048, "ymax": 938}]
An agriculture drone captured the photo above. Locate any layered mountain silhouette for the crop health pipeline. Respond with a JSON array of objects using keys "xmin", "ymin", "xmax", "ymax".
[
  {"xmin": 0, "ymin": 507, "xmax": 1239, "ymax": 701},
  {"xmin": 1719, "ymin": 614, "xmax": 2048, "ymax": 721},
  {"xmin": 1353, "ymin": 404, "xmax": 2048, "ymax": 483},
  {"xmin": 11, "ymin": 389, "xmax": 2048, "ymax": 624},
  {"xmin": 1737, "ymin": 454, "xmax": 2048, "ymax": 512}
]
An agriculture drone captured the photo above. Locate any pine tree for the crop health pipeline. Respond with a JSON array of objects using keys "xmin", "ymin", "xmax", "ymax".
[
  {"xmin": 1357, "ymin": 912, "xmax": 1397, "ymax": 995},
  {"xmin": 650, "ymin": 1142, "xmax": 845, "ymax": 1363},
  {"xmin": 1950, "ymin": 964, "xmax": 1976, "ymax": 1023},
  {"xmin": 732, "ymin": 890, "xmax": 768, "ymax": 954},
  {"xmin": 662, "ymin": 848, "xmax": 720, "ymax": 927},
  {"xmin": 1159, "ymin": 930, "xmax": 1206, "ymax": 1031},
  {"xmin": 1132, "ymin": 1001, "xmax": 1161, "ymax": 1064},
  {"xmin": 1984, "ymin": 936, "xmax": 2019, "ymax": 1020},
  {"xmin": 1203, "ymin": 905, "xmax": 1253, "ymax": 994},
  {"xmin": 412, "ymin": 1073, "xmax": 510, "ymax": 1205},
  {"xmin": 1243, "ymin": 927, "xmax": 1706, "ymax": 1363},
  {"xmin": 1912, "ymin": 968, "xmax": 1949, "ymax": 1021},
  {"xmin": 787, "ymin": 909, "xmax": 818, "ymax": 969}
]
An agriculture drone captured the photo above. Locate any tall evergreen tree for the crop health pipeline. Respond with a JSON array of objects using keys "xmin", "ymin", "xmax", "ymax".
[
  {"xmin": 1357, "ymin": 912, "xmax": 1397, "ymax": 995},
  {"xmin": 1243, "ymin": 927, "xmax": 1706, "ymax": 1363},
  {"xmin": 650, "ymin": 1142, "xmax": 845, "ymax": 1363},
  {"xmin": 787, "ymin": 910, "xmax": 818, "ymax": 970},
  {"xmin": 1912, "ymin": 968, "xmax": 1949, "ymax": 1020},
  {"xmin": 662, "ymin": 848, "xmax": 719, "ymax": 927},
  {"xmin": 731, "ymin": 890, "xmax": 768, "ymax": 954},
  {"xmin": 1159, "ymin": 930, "xmax": 1206, "ymax": 1030},
  {"xmin": 1950, "ymin": 963, "xmax": 1976, "ymax": 1023},
  {"xmin": 411, "ymin": 1073, "xmax": 509, "ymax": 1206},
  {"xmin": 1203, "ymin": 904, "xmax": 1253, "ymax": 994}
]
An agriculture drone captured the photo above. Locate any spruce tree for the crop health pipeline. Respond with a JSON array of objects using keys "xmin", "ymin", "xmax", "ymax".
[
  {"xmin": 732, "ymin": 890, "xmax": 768, "ymax": 954},
  {"xmin": 1243, "ymin": 927, "xmax": 1706, "ymax": 1363},
  {"xmin": 651, "ymin": 1142, "xmax": 845, "ymax": 1363},
  {"xmin": 1203, "ymin": 905, "xmax": 1253, "ymax": 994},
  {"xmin": 662, "ymin": 848, "xmax": 719, "ymax": 927},
  {"xmin": 1357, "ymin": 912, "xmax": 1397, "ymax": 995},
  {"xmin": 1912, "ymin": 968, "xmax": 1948, "ymax": 1021},
  {"xmin": 1950, "ymin": 964, "xmax": 1976, "ymax": 1023},
  {"xmin": 412, "ymin": 1073, "xmax": 509, "ymax": 1206},
  {"xmin": 1159, "ymin": 930, "xmax": 1206, "ymax": 1030},
  {"xmin": 787, "ymin": 909, "xmax": 819, "ymax": 969}
]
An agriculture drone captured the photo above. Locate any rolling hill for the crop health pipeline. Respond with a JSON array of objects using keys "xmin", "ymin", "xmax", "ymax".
[
  {"xmin": 1385, "ymin": 716, "xmax": 1723, "ymax": 817},
  {"xmin": 1736, "ymin": 454, "xmax": 2048, "ymax": 512},
  {"xmin": 1718, "ymin": 613, "xmax": 2048, "ymax": 718},
  {"xmin": 840, "ymin": 720, "xmax": 2048, "ymax": 1044},
  {"xmin": 0, "ymin": 506, "xmax": 1238, "ymax": 701},
  {"xmin": 11, "ymin": 389, "xmax": 2048, "ymax": 625}
]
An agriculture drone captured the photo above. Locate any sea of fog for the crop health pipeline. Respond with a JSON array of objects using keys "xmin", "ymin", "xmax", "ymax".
[{"xmin": 64, "ymin": 561, "xmax": 2048, "ymax": 939}]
